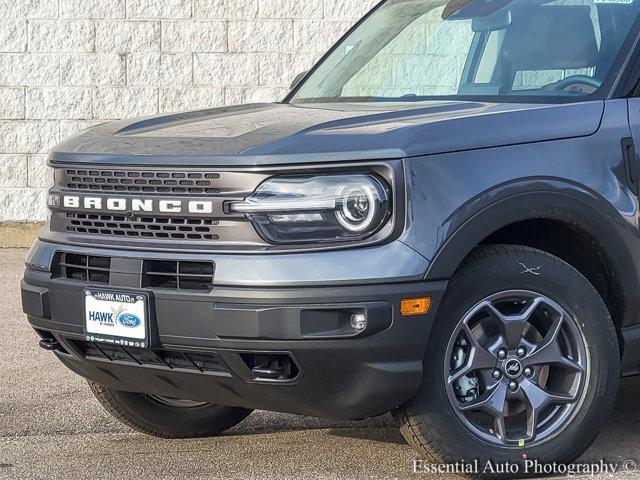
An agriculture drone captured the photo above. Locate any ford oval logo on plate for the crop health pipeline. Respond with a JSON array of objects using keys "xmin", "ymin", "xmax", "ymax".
[{"xmin": 118, "ymin": 313, "xmax": 142, "ymax": 328}]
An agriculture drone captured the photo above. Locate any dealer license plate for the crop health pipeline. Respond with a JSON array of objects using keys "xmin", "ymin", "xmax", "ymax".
[{"xmin": 84, "ymin": 289, "xmax": 149, "ymax": 348}]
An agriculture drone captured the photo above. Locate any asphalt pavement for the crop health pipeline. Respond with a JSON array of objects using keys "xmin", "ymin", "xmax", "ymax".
[{"xmin": 2, "ymin": 248, "xmax": 640, "ymax": 479}]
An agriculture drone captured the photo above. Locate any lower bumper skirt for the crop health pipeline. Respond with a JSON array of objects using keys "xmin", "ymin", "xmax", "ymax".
[{"xmin": 22, "ymin": 272, "xmax": 447, "ymax": 419}]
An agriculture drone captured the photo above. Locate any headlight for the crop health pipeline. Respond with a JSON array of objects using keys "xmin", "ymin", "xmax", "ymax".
[{"xmin": 229, "ymin": 174, "xmax": 391, "ymax": 244}]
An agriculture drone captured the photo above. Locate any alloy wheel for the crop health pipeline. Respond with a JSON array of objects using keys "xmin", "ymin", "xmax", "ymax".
[{"xmin": 444, "ymin": 290, "xmax": 588, "ymax": 447}]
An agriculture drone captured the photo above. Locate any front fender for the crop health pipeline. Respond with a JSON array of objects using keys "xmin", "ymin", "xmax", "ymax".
[
  {"xmin": 412, "ymin": 182, "xmax": 640, "ymax": 329},
  {"xmin": 424, "ymin": 185, "xmax": 636, "ymax": 280}
]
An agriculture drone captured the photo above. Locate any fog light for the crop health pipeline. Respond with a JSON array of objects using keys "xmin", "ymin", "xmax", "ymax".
[{"xmin": 350, "ymin": 313, "xmax": 367, "ymax": 332}]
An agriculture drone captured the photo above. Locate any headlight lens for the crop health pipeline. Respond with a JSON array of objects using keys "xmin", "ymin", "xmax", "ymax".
[
  {"xmin": 336, "ymin": 184, "xmax": 378, "ymax": 233},
  {"xmin": 230, "ymin": 174, "xmax": 391, "ymax": 244}
]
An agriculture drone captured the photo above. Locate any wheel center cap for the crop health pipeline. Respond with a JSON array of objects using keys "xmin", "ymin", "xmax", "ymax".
[{"xmin": 503, "ymin": 358, "xmax": 523, "ymax": 379}]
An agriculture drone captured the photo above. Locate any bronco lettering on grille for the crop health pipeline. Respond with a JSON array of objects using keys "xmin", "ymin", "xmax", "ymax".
[{"xmin": 60, "ymin": 195, "xmax": 214, "ymax": 214}]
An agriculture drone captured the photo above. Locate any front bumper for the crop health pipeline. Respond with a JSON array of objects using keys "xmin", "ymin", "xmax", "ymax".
[{"xmin": 22, "ymin": 243, "xmax": 446, "ymax": 420}]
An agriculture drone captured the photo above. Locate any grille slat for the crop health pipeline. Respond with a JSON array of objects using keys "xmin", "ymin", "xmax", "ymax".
[
  {"xmin": 58, "ymin": 253, "xmax": 111, "ymax": 285},
  {"xmin": 64, "ymin": 212, "xmax": 220, "ymax": 241},
  {"xmin": 59, "ymin": 263, "xmax": 110, "ymax": 272},
  {"xmin": 63, "ymin": 168, "xmax": 222, "ymax": 195},
  {"xmin": 56, "ymin": 255, "xmax": 214, "ymax": 292},
  {"xmin": 144, "ymin": 272, "xmax": 213, "ymax": 278},
  {"xmin": 142, "ymin": 260, "xmax": 214, "ymax": 291}
]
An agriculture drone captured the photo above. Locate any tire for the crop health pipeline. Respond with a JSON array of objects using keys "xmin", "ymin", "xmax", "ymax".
[
  {"xmin": 89, "ymin": 381, "xmax": 253, "ymax": 438},
  {"xmin": 394, "ymin": 245, "xmax": 619, "ymax": 469}
]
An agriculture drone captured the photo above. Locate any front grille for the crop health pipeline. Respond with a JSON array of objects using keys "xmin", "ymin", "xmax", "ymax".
[
  {"xmin": 62, "ymin": 168, "xmax": 222, "ymax": 195},
  {"xmin": 143, "ymin": 260, "xmax": 214, "ymax": 291},
  {"xmin": 63, "ymin": 212, "xmax": 220, "ymax": 241},
  {"xmin": 49, "ymin": 166, "xmax": 271, "ymax": 248},
  {"xmin": 58, "ymin": 253, "xmax": 111, "ymax": 284},
  {"xmin": 72, "ymin": 340, "xmax": 226, "ymax": 374}
]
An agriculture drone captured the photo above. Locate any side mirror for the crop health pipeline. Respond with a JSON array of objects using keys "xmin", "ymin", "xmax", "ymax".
[{"xmin": 290, "ymin": 71, "xmax": 308, "ymax": 90}]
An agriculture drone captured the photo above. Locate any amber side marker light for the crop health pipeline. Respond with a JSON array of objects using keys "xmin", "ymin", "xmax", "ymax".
[{"xmin": 400, "ymin": 297, "xmax": 432, "ymax": 316}]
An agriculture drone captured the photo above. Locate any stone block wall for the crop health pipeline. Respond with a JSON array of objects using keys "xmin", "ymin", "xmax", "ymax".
[{"xmin": 0, "ymin": 0, "xmax": 377, "ymax": 221}]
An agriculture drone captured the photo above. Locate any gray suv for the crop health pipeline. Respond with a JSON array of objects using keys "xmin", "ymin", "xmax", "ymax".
[{"xmin": 21, "ymin": 0, "xmax": 640, "ymax": 468}]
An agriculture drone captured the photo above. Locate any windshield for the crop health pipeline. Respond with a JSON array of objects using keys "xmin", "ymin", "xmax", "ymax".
[{"xmin": 290, "ymin": 0, "xmax": 640, "ymax": 103}]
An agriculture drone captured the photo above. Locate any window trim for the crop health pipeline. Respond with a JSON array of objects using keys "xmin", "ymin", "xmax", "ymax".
[
  {"xmin": 282, "ymin": 0, "xmax": 388, "ymax": 104},
  {"xmin": 614, "ymin": 18, "xmax": 640, "ymax": 98}
]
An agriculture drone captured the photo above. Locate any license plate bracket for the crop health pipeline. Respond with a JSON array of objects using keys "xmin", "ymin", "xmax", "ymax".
[{"xmin": 83, "ymin": 289, "xmax": 149, "ymax": 348}]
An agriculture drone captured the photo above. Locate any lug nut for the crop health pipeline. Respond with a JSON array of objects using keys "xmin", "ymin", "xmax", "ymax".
[
  {"xmin": 497, "ymin": 349, "xmax": 507, "ymax": 359},
  {"xmin": 524, "ymin": 367, "xmax": 534, "ymax": 378},
  {"xmin": 492, "ymin": 369, "xmax": 502, "ymax": 380},
  {"xmin": 508, "ymin": 380, "xmax": 519, "ymax": 391},
  {"xmin": 517, "ymin": 347, "xmax": 527, "ymax": 358}
]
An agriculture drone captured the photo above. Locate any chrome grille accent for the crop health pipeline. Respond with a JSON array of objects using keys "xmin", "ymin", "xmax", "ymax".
[{"xmin": 62, "ymin": 168, "xmax": 222, "ymax": 195}]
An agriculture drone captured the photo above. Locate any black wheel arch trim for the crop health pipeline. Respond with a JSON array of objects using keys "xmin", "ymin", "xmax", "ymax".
[{"xmin": 424, "ymin": 186, "xmax": 640, "ymax": 329}]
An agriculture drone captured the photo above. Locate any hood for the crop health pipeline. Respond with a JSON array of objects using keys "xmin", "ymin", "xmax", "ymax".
[{"xmin": 50, "ymin": 101, "xmax": 605, "ymax": 166}]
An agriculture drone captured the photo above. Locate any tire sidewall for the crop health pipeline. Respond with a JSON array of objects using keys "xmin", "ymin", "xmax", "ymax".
[
  {"xmin": 413, "ymin": 247, "xmax": 619, "ymax": 465},
  {"xmin": 90, "ymin": 382, "xmax": 252, "ymax": 438}
]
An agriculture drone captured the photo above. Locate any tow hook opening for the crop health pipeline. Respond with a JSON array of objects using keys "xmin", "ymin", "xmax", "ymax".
[
  {"xmin": 39, "ymin": 338, "xmax": 61, "ymax": 351},
  {"xmin": 35, "ymin": 329, "xmax": 67, "ymax": 354},
  {"xmin": 240, "ymin": 353, "xmax": 299, "ymax": 381}
]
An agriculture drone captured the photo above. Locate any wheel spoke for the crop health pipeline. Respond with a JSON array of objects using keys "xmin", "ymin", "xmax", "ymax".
[
  {"xmin": 463, "ymin": 323, "xmax": 498, "ymax": 366},
  {"xmin": 449, "ymin": 323, "xmax": 497, "ymax": 384},
  {"xmin": 485, "ymin": 298, "xmax": 543, "ymax": 349},
  {"xmin": 459, "ymin": 382, "xmax": 509, "ymax": 441},
  {"xmin": 520, "ymin": 378, "xmax": 576, "ymax": 440},
  {"xmin": 521, "ymin": 378, "xmax": 576, "ymax": 408},
  {"xmin": 525, "ymin": 314, "xmax": 583, "ymax": 372},
  {"xmin": 459, "ymin": 381, "xmax": 509, "ymax": 418},
  {"xmin": 478, "ymin": 368, "xmax": 499, "ymax": 387},
  {"xmin": 525, "ymin": 402, "xmax": 538, "ymax": 440},
  {"xmin": 448, "ymin": 362, "xmax": 474, "ymax": 384},
  {"xmin": 493, "ymin": 413, "xmax": 508, "ymax": 441}
]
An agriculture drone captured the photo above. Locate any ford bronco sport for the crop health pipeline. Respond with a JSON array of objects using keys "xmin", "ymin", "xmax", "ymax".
[{"xmin": 21, "ymin": 0, "xmax": 640, "ymax": 468}]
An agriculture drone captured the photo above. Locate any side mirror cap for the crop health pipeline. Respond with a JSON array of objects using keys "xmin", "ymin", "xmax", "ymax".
[{"xmin": 290, "ymin": 71, "xmax": 308, "ymax": 90}]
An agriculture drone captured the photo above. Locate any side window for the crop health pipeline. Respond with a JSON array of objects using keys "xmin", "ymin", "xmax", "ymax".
[
  {"xmin": 342, "ymin": 8, "xmax": 475, "ymax": 98},
  {"xmin": 512, "ymin": 1, "xmax": 601, "ymax": 91}
]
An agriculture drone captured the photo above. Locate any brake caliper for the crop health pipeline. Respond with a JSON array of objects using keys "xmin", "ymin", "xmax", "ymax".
[{"xmin": 451, "ymin": 339, "xmax": 480, "ymax": 403}]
